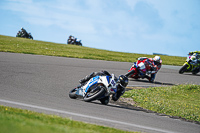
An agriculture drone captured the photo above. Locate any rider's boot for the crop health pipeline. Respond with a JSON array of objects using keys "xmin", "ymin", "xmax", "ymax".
[
  {"xmin": 148, "ymin": 74, "xmax": 155, "ymax": 82},
  {"xmin": 148, "ymin": 77, "xmax": 154, "ymax": 82}
]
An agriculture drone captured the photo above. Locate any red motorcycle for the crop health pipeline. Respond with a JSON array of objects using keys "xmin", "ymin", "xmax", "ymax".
[{"xmin": 127, "ymin": 59, "xmax": 156, "ymax": 81}]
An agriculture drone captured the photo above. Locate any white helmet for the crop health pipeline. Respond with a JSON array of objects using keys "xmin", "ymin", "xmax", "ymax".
[
  {"xmin": 191, "ymin": 55, "xmax": 196, "ymax": 61},
  {"xmin": 153, "ymin": 56, "xmax": 162, "ymax": 64}
]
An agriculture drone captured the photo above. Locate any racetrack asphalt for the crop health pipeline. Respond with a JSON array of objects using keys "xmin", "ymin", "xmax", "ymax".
[{"xmin": 0, "ymin": 52, "xmax": 200, "ymax": 133}]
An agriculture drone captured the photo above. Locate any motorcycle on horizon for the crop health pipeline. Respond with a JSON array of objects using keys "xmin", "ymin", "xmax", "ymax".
[{"xmin": 16, "ymin": 28, "xmax": 33, "ymax": 40}]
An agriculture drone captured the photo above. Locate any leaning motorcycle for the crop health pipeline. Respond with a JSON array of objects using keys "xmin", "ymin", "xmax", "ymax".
[
  {"xmin": 179, "ymin": 55, "xmax": 199, "ymax": 75},
  {"xmin": 128, "ymin": 60, "xmax": 156, "ymax": 80},
  {"xmin": 69, "ymin": 72, "xmax": 132, "ymax": 105}
]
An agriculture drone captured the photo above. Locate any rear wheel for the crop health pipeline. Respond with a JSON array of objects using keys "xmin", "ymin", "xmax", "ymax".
[
  {"xmin": 179, "ymin": 64, "xmax": 189, "ymax": 74},
  {"xmin": 69, "ymin": 88, "xmax": 78, "ymax": 99},
  {"xmin": 83, "ymin": 86, "xmax": 105, "ymax": 102},
  {"xmin": 192, "ymin": 67, "xmax": 199, "ymax": 75}
]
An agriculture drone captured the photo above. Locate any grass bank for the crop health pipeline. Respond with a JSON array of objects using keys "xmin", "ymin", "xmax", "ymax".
[
  {"xmin": 1, "ymin": 35, "xmax": 197, "ymax": 131},
  {"xmin": 0, "ymin": 35, "xmax": 186, "ymax": 66},
  {"xmin": 123, "ymin": 84, "xmax": 200, "ymax": 123},
  {"xmin": 0, "ymin": 106, "xmax": 137, "ymax": 133}
]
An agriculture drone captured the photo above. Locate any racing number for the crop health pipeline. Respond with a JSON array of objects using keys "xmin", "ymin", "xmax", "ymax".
[{"xmin": 111, "ymin": 80, "xmax": 116, "ymax": 87}]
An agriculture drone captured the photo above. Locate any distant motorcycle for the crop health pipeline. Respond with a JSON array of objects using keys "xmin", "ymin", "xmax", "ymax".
[
  {"xmin": 69, "ymin": 71, "xmax": 132, "ymax": 105},
  {"xmin": 67, "ymin": 37, "xmax": 82, "ymax": 46},
  {"xmin": 127, "ymin": 60, "xmax": 156, "ymax": 81},
  {"xmin": 179, "ymin": 54, "xmax": 199, "ymax": 75},
  {"xmin": 16, "ymin": 32, "xmax": 33, "ymax": 40}
]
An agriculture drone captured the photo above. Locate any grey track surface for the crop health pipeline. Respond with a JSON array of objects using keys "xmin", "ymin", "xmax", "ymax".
[{"xmin": 0, "ymin": 52, "xmax": 200, "ymax": 133}]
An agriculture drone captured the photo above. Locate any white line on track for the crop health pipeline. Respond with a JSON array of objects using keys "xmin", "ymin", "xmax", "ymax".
[{"xmin": 0, "ymin": 99, "xmax": 177, "ymax": 133}]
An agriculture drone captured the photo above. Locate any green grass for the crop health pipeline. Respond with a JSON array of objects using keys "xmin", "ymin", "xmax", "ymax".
[
  {"xmin": 123, "ymin": 84, "xmax": 200, "ymax": 122},
  {"xmin": 0, "ymin": 106, "xmax": 137, "ymax": 133},
  {"xmin": 0, "ymin": 35, "xmax": 197, "ymax": 131},
  {"xmin": 0, "ymin": 35, "xmax": 186, "ymax": 65}
]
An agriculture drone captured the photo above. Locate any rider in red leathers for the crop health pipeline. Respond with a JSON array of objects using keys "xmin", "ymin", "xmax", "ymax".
[
  {"xmin": 138, "ymin": 56, "xmax": 162, "ymax": 82},
  {"xmin": 129, "ymin": 56, "xmax": 162, "ymax": 82}
]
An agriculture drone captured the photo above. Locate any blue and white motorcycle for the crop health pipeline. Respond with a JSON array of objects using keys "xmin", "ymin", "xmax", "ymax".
[{"xmin": 69, "ymin": 72, "xmax": 131, "ymax": 105}]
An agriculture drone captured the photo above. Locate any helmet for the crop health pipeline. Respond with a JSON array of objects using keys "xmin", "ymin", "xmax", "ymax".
[
  {"xmin": 191, "ymin": 55, "xmax": 196, "ymax": 60},
  {"xmin": 118, "ymin": 75, "xmax": 128, "ymax": 88},
  {"xmin": 153, "ymin": 56, "xmax": 162, "ymax": 65}
]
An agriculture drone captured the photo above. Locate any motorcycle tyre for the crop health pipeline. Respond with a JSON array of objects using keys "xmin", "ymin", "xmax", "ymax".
[
  {"xmin": 69, "ymin": 88, "xmax": 78, "ymax": 99},
  {"xmin": 100, "ymin": 96, "xmax": 110, "ymax": 105},
  {"xmin": 83, "ymin": 86, "xmax": 105, "ymax": 102},
  {"xmin": 192, "ymin": 68, "xmax": 199, "ymax": 75},
  {"xmin": 179, "ymin": 64, "xmax": 188, "ymax": 74}
]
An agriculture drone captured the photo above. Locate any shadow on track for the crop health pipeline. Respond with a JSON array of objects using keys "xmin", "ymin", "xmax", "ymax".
[
  {"xmin": 128, "ymin": 78, "xmax": 175, "ymax": 86},
  {"xmin": 180, "ymin": 73, "xmax": 200, "ymax": 76}
]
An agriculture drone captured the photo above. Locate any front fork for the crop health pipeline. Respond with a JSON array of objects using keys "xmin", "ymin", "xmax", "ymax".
[{"xmin": 183, "ymin": 61, "xmax": 193, "ymax": 71}]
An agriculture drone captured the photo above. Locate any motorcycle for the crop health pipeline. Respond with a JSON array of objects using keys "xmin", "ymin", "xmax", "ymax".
[
  {"xmin": 67, "ymin": 38, "xmax": 82, "ymax": 46},
  {"xmin": 179, "ymin": 54, "xmax": 200, "ymax": 75},
  {"xmin": 128, "ymin": 60, "xmax": 156, "ymax": 80},
  {"xmin": 16, "ymin": 32, "xmax": 33, "ymax": 40},
  {"xmin": 69, "ymin": 71, "xmax": 133, "ymax": 105}
]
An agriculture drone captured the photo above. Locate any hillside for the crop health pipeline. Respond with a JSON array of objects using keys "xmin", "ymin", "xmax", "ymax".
[{"xmin": 0, "ymin": 35, "xmax": 186, "ymax": 66}]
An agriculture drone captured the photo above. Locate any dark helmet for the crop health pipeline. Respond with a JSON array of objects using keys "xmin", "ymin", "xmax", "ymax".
[{"xmin": 118, "ymin": 75, "xmax": 128, "ymax": 88}]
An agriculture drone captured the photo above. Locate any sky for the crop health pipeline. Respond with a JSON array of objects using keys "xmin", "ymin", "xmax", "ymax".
[{"xmin": 0, "ymin": 0, "xmax": 200, "ymax": 57}]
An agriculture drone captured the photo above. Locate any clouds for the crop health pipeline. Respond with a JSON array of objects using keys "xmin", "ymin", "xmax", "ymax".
[
  {"xmin": 134, "ymin": 1, "xmax": 164, "ymax": 33},
  {"xmin": 0, "ymin": 0, "xmax": 199, "ymax": 56},
  {"xmin": 2, "ymin": 0, "xmax": 162, "ymax": 36}
]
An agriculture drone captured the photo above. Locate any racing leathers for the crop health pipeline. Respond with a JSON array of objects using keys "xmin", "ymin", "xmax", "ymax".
[
  {"xmin": 137, "ymin": 57, "xmax": 162, "ymax": 82},
  {"xmin": 79, "ymin": 70, "xmax": 125, "ymax": 101},
  {"xmin": 188, "ymin": 51, "xmax": 200, "ymax": 72}
]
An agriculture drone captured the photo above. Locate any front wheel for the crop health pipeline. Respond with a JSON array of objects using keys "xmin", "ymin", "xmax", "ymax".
[
  {"xmin": 179, "ymin": 64, "xmax": 189, "ymax": 74},
  {"xmin": 69, "ymin": 88, "xmax": 78, "ymax": 99},
  {"xmin": 83, "ymin": 86, "xmax": 105, "ymax": 102}
]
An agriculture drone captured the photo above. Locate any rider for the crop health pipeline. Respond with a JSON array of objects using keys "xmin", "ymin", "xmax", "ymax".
[
  {"xmin": 189, "ymin": 51, "xmax": 200, "ymax": 62},
  {"xmin": 188, "ymin": 51, "xmax": 200, "ymax": 72},
  {"xmin": 137, "ymin": 56, "xmax": 162, "ymax": 82},
  {"xmin": 79, "ymin": 70, "xmax": 128, "ymax": 101},
  {"xmin": 189, "ymin": 51, "xmax": 200, "ymax": 56},
  {"xmin": 20, "ymin": 27, "xmax": 28, "ymax": 37},
  {"xmin": 21, "ymin": 27, "xmax": 27, "ymax": 34}
]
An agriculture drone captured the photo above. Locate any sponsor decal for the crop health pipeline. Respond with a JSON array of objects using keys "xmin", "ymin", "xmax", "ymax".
[{"xmin": 85, "ymin": 76, "xmax": 99, "ymax": 93}]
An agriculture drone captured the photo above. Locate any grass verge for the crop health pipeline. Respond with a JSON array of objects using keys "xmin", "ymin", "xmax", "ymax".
[
  {"xmin": 0, "ymin": 35, "xmax": 186, "ymax": 65},
  {"xmin": 1, "ymin": 35, "xmax": 198, "ymax": 131},
  {"xmin": 0, "ymin": 106, "xmax": 137, "ymax": 133},
  {"xmin": 122, "ymin": 84, "xmax": 200, "ymax": 122}
]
